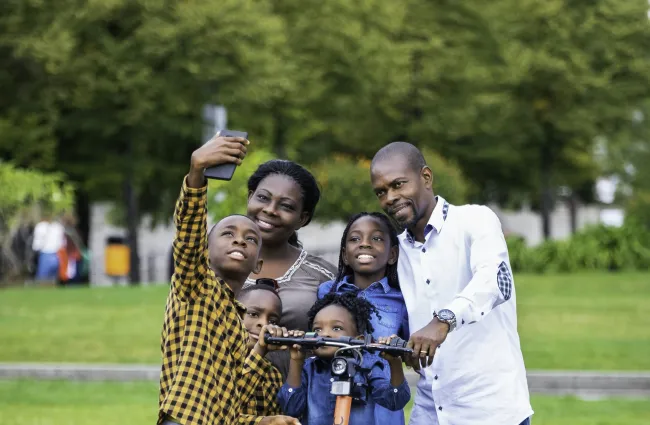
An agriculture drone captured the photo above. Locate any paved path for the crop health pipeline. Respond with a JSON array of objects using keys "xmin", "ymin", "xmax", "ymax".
[{"xmin": 1, "ymin": 363, "xmax": 649, "ymax": 398}]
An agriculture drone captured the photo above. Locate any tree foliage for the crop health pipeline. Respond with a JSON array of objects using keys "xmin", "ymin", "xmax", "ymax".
[
  {"xmin": 312, "ymin": 148, "xmax": 471, "ymax": 222},
  {"xmin": 2, "ymin": 0, "xmax": 650, "ymax": 250}
]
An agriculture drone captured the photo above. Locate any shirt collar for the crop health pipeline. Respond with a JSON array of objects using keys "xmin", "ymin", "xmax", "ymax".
[
  {"xmin": 401, "ymin": 196, "xmax": 449, "ymax": 244},
  {"xmin": 218, "ymin": 277, "xmax": 248, "ymax": 317},
  {"xmin": 336, "ymin": 275, "xmax": 392, "ymax": 294}
]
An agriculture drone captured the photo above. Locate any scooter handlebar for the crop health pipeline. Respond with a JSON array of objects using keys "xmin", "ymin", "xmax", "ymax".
[{"xmin": 263, "ymin": 332, "xmax": 413, "ymax": 356}]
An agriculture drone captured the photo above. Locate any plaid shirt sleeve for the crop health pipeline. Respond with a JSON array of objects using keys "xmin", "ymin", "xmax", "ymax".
[
  {"xmin": 238, "ymin": 351, "xmax": 269, "ymax": 405},
  {"xmin": 171, "ymin": 177, "xmax": 217, "ymax": 301},
  {"xmin": 237, "ymin": 355, "xmax": 284, "ymax": 425}
]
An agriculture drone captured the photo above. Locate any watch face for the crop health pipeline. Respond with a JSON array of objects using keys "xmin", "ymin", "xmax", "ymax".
[{"xmin": 438, "ymin": 310, "xmax": 454, "ymax": 321}]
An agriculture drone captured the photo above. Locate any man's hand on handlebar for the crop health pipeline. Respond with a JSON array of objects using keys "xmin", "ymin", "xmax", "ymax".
[{"xmin": 259, "ymin": 414, "xmax": 302, "ymax": 425}]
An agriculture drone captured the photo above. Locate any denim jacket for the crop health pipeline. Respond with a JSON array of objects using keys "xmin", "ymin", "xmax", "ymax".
[{"xmin": 277, "ymin": 354, "xmax": 410, "ymax": 425}]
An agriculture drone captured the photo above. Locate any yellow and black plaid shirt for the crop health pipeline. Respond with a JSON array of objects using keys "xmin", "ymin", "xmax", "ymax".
[
  {"xmin": 158, "ymin": 178, "xmax": 267, "ymax": 425},
  {"xmin": 242, "ymin": 362, "xmax": 284, "ymax": 416}
]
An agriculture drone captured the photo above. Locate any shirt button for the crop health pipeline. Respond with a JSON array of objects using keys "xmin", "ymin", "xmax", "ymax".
[
  {"xmin": 330, "ymin": 378, "xmax": 334, "ymax": 382},
  {"xmin": 393, "ymin": 388, "xmax": 398, "ymax": 393},
  {"xmin": 434, "ymin": 375, "xmax": 438, "ymax": 380},
  {"xmin": 426, "ymin": 279, "xmax": 430, "ymax": 284},
  {"xmin": 288, "ymin": 388, "xmax": 293, "ymax": 393},
  {"xmin": 481, "ymin": 312, "xmax": 484, "ymax": 316},
  {"xmin": 421, "ymin": 247, "xmax": 426, "ymax": 253},
  {"xmin": 438, "ymin": 406, "xmax": 443, "ymax": 411}
]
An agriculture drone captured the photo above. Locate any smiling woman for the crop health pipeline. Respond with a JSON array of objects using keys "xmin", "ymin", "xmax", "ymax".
[{"xmin": 241, "ymin": 159, "xmax": 337, "ymax": 378}]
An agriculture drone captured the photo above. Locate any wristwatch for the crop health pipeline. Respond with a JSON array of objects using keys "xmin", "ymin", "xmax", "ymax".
[{"xmin": 434, "ymin": 309, "xmax": 457, "ymax": 332}]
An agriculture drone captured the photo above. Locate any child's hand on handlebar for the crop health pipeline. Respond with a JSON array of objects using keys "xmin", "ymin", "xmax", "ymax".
[
  {"xmin": 289, "ymin": 330, "xmax": 306, "ymax": 361},
  {"xmin": 376, "ymin": 334, "xmax": 403, "ymax": 364},
  {"xmin": 257, "ymin": 325, "xmax": 292, "ymax": 354}
]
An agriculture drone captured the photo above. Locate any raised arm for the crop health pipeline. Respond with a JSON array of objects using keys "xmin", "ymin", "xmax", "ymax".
[
  {"xmin": 170, "ymin": 176, "xmax": 210, "ymax": 299},
  {"xmin": 170, "ymin": 133, "xmax": 249, "ymax": 300}
]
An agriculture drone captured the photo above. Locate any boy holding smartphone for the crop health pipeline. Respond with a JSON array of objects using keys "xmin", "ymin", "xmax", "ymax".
[{"xmin": 158, "ymin": 134, "xmax": 300, "ymax": 425}]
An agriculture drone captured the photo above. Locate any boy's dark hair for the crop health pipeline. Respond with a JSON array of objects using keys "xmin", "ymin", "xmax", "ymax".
[
  {"xmin": 207, "ymin": 214, "xmax": 257, "ymax": 242},
  {"xmin": 247, "ymin": 160, "xmax": 320, "ymax": 247},
  {"xmin": 307, "ymin": 292, "xmax": 378, "ymax": 335},
  {"xmin": 333, "ymin": 212, "xmax": 400, "ymax": 290},
  {"xmin": 237, "ymin": 281, "xmax": 282, "ymax": 308}
]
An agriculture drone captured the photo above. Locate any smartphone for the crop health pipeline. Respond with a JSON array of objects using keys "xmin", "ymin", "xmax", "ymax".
[{"xmin": 204, "ymin": 129, "xmax": 248, "ymax": 181}]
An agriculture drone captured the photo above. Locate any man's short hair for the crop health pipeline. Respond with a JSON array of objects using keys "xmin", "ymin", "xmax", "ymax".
[{"xmin": 371, "ymin": 141, "xmax": 427, "ymax": 171}]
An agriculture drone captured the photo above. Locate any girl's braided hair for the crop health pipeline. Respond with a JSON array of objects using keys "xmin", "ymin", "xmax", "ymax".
[
  {"xmin": 307, "ymin": 292, "xmax": 379, "ymax": 335},
  {"xmin": 333, "ymin": 212, "xmax": 400, "ymax": 290}
]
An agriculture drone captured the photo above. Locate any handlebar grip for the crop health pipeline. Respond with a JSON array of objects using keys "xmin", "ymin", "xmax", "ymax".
[
  {"xmin": 388, "ymin": 336, "xmax": 408, "ymax": 348},
  {"xmin": 264, "ymin": 335, "xmax": 313, "ymax": 346}
]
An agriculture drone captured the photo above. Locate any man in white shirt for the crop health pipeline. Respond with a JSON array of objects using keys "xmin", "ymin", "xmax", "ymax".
[
  {"xmin": 370, "ymin": 142, "xmax": 533, "ymax": 425},
  {"xmin": 32, "ymin": 216, "xmax": 65, "ymax": 282}
]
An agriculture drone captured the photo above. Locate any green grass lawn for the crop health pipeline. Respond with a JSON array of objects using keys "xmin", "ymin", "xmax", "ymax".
[
  {"xmin": 1, "ymin": 380, "xmax": 649, "ymax": 425},
  {"xmin": 0, "ymin": 272, "xmax": 649, "ymax": 370}
]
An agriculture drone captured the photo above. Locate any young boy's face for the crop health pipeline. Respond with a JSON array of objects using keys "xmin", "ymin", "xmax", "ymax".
[
  {"xmin": 312, "ymin": 305, "xmax": 358, "ymax": 359},
  {"xmin": 343, "ymin": 216, "xmax": 397, "ymax": 278},
  {"xmin": 240, "ymin": 289, "xmax": 282, "ymax": 350},
  {"xmin": 208, "ymin": 215, "xmax": 263, "ymax": 280}
]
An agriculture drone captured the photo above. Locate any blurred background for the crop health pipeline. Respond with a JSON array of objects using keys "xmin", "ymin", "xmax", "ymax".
[{"xmin": 1, "ymin": 0, "xmax": 649, "ymax": 424}]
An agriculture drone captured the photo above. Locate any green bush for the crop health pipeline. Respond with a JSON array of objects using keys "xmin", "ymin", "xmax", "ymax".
[
  {"xmin": 313, "ymin": 149, "xmax": 471, "ymax": 222},
  {"xmin": 506, "ymin": 222, "xmax": 650, "ymax": 273}
]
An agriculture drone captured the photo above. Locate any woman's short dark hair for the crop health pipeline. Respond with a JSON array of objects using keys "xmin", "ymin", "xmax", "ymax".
[{"xmin": 247, "ymin": 159, "xmax": 321, "ymax": 246}]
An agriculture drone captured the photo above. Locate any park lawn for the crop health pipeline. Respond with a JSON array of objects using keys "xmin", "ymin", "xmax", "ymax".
[
  {"xmin": 1, "ymin": 380, "xmax": 650, "ymax": 425},
  {"xmin": 0, "ymin": 272, "xmax": 649, "ymax": 370}
]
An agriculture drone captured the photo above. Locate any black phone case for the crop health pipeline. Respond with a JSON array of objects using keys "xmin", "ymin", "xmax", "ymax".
[{"xmin": 204, "ymin": 130, "xmax": 248, "ymax": 181}]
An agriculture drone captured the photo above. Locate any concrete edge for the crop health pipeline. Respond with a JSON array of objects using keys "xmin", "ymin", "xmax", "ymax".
[{"xmin": 1, "ymin": 364, "xmax": 649, "ymax": 397}]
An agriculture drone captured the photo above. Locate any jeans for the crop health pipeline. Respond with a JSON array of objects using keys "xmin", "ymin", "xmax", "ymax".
[{"xmin": 35, "ymin": 252, "xmax": 59, "ymax": 280}]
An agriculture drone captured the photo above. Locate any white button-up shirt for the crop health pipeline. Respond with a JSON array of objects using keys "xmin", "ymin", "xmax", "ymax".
[{"xmin": 398, "ymin": 196, "xmax": 533, "ymax": 425}]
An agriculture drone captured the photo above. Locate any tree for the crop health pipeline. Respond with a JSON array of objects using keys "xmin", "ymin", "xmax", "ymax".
[
  {"xmin": 475, "ymin": 0, "xmax": 650, "ymax": 238},
  {"xmin": 266, "ymin": 0, "xmax": 410, "ymax": 161},
  {"xmin": 1, "ymin": 0, "xmax": 290, "ymax": 282}
]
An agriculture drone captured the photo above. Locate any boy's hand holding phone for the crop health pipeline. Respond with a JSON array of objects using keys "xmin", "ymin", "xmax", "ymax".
[{"xmin": 187, "ymin": 132, "xmax": 248, "ymax": 188}]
